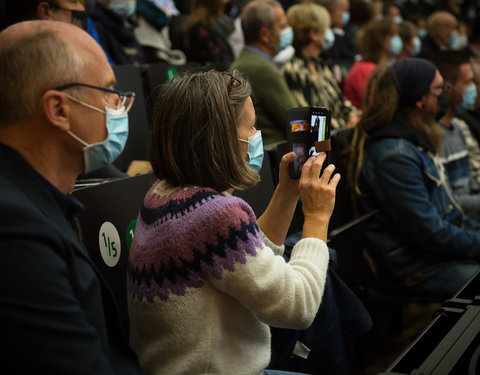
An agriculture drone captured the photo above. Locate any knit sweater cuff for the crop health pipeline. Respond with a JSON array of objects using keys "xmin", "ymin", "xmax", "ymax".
[
  {"xmin": 261, "ymin": 231, "xmax": 284, "ymax": 256},
  {"xmin": 290, "ymin": 237, "xmax": 329, "ymax": 265}
]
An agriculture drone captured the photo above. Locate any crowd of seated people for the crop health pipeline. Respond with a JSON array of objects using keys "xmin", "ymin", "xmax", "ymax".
[{"xmin": 3, "ymin": 0, "xmax": 480, "ymax": 374}]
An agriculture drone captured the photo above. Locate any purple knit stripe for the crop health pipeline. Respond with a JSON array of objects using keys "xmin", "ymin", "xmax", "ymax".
[
  {"xmin": 133, "ymin": 190, "xmax": 256, "ymax": 249},
  {"xmin": 130, "ymin": 202, "xmax": 261, "ymax": 268},
  {"xmin": 128, "ymin": 221, "xmax": 264, "ymax": 302}
]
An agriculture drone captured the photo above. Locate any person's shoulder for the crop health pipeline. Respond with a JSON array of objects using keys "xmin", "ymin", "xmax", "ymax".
[
  {"xmin": 232, "ymin": 49, "xmax": 276, "ymax": 72},
  {"xmin": 142, "ymin": 185, "xmax": 257, "ymax": 227}
]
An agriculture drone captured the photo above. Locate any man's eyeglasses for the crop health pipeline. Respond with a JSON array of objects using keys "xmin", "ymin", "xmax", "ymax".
[
  {"xmin": 209, "ymin": 70, "xmax": 241, "ymax": 95},
  {"xmin": 428, "ymin": 84, "xmax": 446, "ymax": 97},
  {"xmin": 54, "ymin": 83, "xmax": 136, "ymax": 113}
]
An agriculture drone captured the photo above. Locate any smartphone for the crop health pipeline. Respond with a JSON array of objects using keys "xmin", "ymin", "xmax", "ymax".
[{"xmin": 286, "ymin": 106, "xmax": 332, "ymax": 179}]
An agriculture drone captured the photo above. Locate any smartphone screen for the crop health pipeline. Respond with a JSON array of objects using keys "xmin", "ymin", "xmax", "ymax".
[
  {"xmin": 286, "ymin": 106, "xmax": 331, "ymax": 179},
  {"xmin": 309, "ymin": 109, "xmax": 329, "ymax": 156}
]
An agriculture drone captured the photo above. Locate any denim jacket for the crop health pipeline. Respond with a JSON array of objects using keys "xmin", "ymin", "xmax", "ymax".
[{"xmin": 359, "ymin": 112, "xmax": 480, "ymax": 287}]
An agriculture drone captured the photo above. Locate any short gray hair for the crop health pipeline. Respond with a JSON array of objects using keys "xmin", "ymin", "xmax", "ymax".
[
  {"xmin": 241, "ymin": 0, "xmax": 281, "ymax": 44},
  {"xmin": 0, "ymin": 30, "xmax": 85, "ymax": 126}
]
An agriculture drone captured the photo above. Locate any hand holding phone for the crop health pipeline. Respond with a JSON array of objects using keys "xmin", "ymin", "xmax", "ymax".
[{"xmin": 285, "ymin": 106, "xmax": 332, "ymax": 179}]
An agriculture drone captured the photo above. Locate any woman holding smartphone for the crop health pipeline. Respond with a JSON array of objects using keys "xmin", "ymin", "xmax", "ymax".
[{"xmin": 126, "ymin": 70, "xmax": 340, "ymax": 375}]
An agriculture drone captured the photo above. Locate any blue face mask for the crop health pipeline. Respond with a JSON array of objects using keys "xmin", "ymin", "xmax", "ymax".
[
  {"xmin": 109, "ymin": 1, "xmax": 137, "ymax": 18},
  {"xmin": 456, "ymin": 83, "xmax": 478, "ymax": 112},
  {"xmin": 412, "ymin": 36, "xmax": 421, "ymax": 56},
  {"xmin": 342, "ymin": 11, "xmax": 350, "ymax": 27},
  {"xmin": 449, "ymin": 30, "xmax": 461, "ymax": 50},
  {"xmin": 276, "ymin": 27, "xmax": 294, "ymax": 52},
  {"xmin": 418, "ymin": 28, "xmax": 427, "ymax": 39},
  {"xmin": 393, "ymin": 15, "xmax": 403, "ymax": 24},
  {"xmin": 390, "ymin": 35, "xmax": 403, "ymax": 55},
  {"xmin": 323, "ymin": 28, "xmax": 335, "ymax": 50},
  {"xmin": 64, "ymin": 95, "xmax": 129, "ymax": 173},
  {"xmin": 239, "ymin": 131, "xmax": 264, "ymax": 173}
]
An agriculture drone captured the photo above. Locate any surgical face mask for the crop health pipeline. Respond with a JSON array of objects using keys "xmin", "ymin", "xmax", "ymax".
[
  {"xmin": 412, "ymin": 36, "xmax": 421, "ymax": 56},
  {"xmin": 239, "ymin": 131, "xmax": 264, "ymax": 173},
  {"xmin": 390, "ymin": 35, "xmax": 403, "ymax": 55},
  {"xmin": 393, "ymin": 15, "xmax": 403, "ymax": 24},
  {"xmin": 449, "ymin": 30, "xmax": 461, "ymax": 50},
  {"xmin": 64, "ymin": 95, "xmax": 129, "ymax": 173},
  {"xmin": 322, "ymin": 28, "xmax": 335, "ymax": 50},
  {"xmin": 456, "ymin": 84, "xmax": 478, "ymax": 112},
  {"xmin": 276, "ymin": 26, "xmax": 294, "ymax": 52},
  {"xmin": 109, "ymin": 0, "xmax": 137, "ymax": 18},
  {"xmin": 342, "ymin": 11, "xmax": 350, "ymax": 27},
  {"xmin": 418, "ymin": 28, "xmax": 427, "ymax": 39}
]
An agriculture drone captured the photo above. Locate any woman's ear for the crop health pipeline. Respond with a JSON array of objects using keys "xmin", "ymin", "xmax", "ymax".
[{"xmin": 41, "ymin": 90, "xmax": 71, "ymax": 131}]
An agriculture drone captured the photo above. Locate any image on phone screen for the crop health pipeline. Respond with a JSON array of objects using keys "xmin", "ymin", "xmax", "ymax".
[{"xmin": 309, "ymin": 112, "xmax": 327, "ymax": 156}]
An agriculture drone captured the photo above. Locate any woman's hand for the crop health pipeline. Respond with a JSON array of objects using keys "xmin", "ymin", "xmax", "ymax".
[{"xmin": 300, "ymin": 153, "xmax": 341, "ymax": 241}]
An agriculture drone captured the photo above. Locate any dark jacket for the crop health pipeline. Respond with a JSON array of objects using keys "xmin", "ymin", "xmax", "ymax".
[
  {"xmin": 88, "ymin": 3, "xmax": 145, "ymax": 66},
  {"xmin": 0, "ymin": 143, "xmax": 141, "ymax": 374},
  {"xmin": 359, "ymin": 112, "xmax": 480, "ymax": 289}
]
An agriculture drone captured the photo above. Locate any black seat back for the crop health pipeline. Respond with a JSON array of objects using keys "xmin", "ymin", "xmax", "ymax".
[
  {"xmin": 112, "ymin": 64, "xmax": 151, "ymax": 172},
  {"xmin": 72, "ymin": 173, "xmax": 156, "ymax": 334}
]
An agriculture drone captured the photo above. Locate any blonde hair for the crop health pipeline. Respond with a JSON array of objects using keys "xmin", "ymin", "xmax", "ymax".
[
  {"xmin": 287, "ymin": 3, "xmax": 330, "ymax": 50},
  {"xmin": 0, "ymin": 30, "xmax": 84, "ymax": 126},
  {"xmin": 149, "ymin": 71, "xmax": 260, "ymax": 192}
]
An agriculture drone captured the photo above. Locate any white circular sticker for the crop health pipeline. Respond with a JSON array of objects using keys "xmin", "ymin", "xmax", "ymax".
[{"xmin": 98, "ymin": 221, "xmax": 121, "ymax": 268}]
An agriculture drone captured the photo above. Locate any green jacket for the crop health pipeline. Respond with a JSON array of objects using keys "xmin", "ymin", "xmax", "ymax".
[{"xmin": 230, "ymin": 48, "xmax": 296, "ymax": 145}]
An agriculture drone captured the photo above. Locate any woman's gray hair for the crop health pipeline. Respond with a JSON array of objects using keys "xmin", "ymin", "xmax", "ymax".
[{"xmin": 149, "ymin": 70, "xmax": 260, "ymax": 192}]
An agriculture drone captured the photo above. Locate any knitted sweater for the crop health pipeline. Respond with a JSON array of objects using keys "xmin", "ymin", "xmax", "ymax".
[
  {"xmin": 127, "ymin": 181, "xmax": 329, "ymax": 375},
  {"xmin": 439, "ymin": 118, "xmax": 480, "ymax": 221},
  {"xmin": 230, "ymin": 48, "xmax": 297, "ymax": 145}
]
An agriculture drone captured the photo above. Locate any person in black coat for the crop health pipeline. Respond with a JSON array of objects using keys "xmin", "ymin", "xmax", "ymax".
[{"xmin": 0, "ymin": 20, "xmax": 141, "ymax": 374}]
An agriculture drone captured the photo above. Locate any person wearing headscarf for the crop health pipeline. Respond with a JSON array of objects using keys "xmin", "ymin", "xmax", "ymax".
[{"xmin": 346, "ymin": 58, "xmax": 480, "ymax": 299}]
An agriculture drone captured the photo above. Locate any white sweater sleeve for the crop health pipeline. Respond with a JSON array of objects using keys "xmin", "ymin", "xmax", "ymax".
[{"xmin": 210, "ymin": 235, "xmax": 329, "ymax": 329}]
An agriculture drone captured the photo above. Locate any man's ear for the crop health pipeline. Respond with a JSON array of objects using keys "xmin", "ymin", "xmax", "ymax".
[
  {"xmin": 259, "ymin": 26, "xmax": 272, "ymax": 44},
  {"xmin": 36, "ymin": 2, "xmax": 53, "ymax": 20},
  {"xmin": 41, "ymin": 91, "xmax": 71, "ymax": 131},
  {"xmin": 415, "ymin": 98, "xmax": 426, "ymax": 110}
]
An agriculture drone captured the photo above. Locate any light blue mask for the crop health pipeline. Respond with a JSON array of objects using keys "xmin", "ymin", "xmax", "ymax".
[
  {"xmin": 240, "ymin": 131, "xmax": 264, "ymax": 173},
  {"xmin": 64, "ymin": 95, "xmax": 129, "ymax": 173},
  {"xmin": 277, "ymin": 27, "xmax": 294, "ymax": 52},
  {"xmin": 412, "ymin": 36, "xmax": 421, "ymax": 56},
  {"xmin": 393, "ymin": 16, "xmax": 403, "ymax": 24},
  {"xmin": 342, "ymin": 11, "xmax": 350, "ymax": 27},
  {"xmin": 323, "ymin": 28, "xmax": 335, "ymax": 50},
  {"xmin": 390, "ymin": 35, "xmax": 403, "ymax": 55},
  {"xmin": 418, "ymin": 28, "xmax": 427, "ymax": 39},
  {"xmin": 456, "ymin": 83, "xmax": 478, "ymax": 112},
  {"xmin": 109, "ymin": 1, "xmax": 137, "ymax": 18},
  {"xmin": 449, "ymin": 30, "xmax": 461, "ymax": 50}
]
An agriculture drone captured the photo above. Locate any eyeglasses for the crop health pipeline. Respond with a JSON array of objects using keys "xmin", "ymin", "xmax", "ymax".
[
  {"xmin": 209, "ymin": 70, "xmax": 241, "ymax": 95},
  {"xmin": 54, "ymin": 82, "xmax": 136, "ymax": 113},
  {"xmin": 427, "ymin": 84, "xmax": 446, "ymax": 97}
]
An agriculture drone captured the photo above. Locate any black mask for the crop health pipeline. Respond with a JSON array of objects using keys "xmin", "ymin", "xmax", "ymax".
[
  {"xmin": 70, "ymin": 10, "xmax": 88, "ymax": 31},
  {"xmin": 48, "ymin": 4, "xmax": 88, "ymax": 31},
  {"xmin": 435, "ymin": 91, "xmax": 449, "ymax": 121}
]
